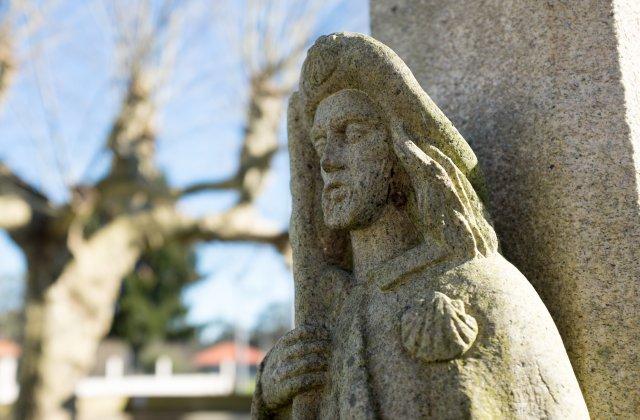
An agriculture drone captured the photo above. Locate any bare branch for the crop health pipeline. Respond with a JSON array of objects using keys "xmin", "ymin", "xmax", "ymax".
[
  {"xmin": 188, "ymin": 205, "xmax": 288, "ymax": 249},
  {"xmin": 0, "ymin": 162, "xmax": 54, "ymax": 230},
  {"xmin": 26, "ymin": 39, "xmax": 73, "ymax": 189},
  {"xmin": 96, "ymin": 0, "xmax": 205, "ymax": 204},
  {"xmin": 216, "ymin": 0, "xmax": 347, "ymax": 206},
  {"xmin": 0, "ymin": 2, "xmax": 16, "ymax": 107},
  {"xmin": 0, "ymin": 195, "xmax": 32, "ymax": 230},
  {"xmin": 174, "ymin": 176, "xmax": 240, "ymax": 197}
]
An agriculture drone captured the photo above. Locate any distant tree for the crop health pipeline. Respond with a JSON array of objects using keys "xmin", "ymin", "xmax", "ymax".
[
  {"xmin": 108, "ymin": 240, "xmax": 199, "ymax": 369},
  {"xmin": 202, "ymin": 318, "xmax": 237, "ymax": 346},
  {"xmin": 0, "ymin": 273, "xmax": 24, "ymax": 341},
  {"xmin": 0, "ymin": 309, "xmax": 21, "ymax": 340},
  {"xmin": 250, "ymin": 301, "xmax": 292, "ymax": 350}
]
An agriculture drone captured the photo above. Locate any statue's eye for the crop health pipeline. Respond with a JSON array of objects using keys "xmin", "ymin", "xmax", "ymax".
[{"xmin": 345, "ymin": 122, "xmax": 368, "ymax": 143}]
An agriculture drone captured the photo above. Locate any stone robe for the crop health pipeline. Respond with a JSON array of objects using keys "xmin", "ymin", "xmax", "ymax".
[{"xmin": 254, "ymin": 246, "xmax": 589, "ymax": 419}]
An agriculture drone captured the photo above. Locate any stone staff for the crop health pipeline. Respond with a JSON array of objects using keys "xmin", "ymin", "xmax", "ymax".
[{"xmin": 252, "ymin": 92, "xmax": 351, "ymax": 418}]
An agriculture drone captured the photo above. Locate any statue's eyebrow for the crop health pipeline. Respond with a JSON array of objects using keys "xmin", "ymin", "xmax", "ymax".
[{"xmin": 329, "ymin": 114, "xmax": 372, "ymax": 130}]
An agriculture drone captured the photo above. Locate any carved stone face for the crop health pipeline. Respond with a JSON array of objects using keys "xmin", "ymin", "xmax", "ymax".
[{"xmin": 311, "ymin": 89, "xmax": 392, "ymax": 230}]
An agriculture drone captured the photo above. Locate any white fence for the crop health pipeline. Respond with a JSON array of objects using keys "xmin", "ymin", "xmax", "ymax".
[
  {"xmin": 0, "ymin": 355, "xmax": 240, "ymax": 405},
  {"xmin": 0, "ymin": 357, "xmax": 18, "ymax": 405},
  {"xmin": 76, "ymin": 373, "xmax": 235, "ymax": 398}
]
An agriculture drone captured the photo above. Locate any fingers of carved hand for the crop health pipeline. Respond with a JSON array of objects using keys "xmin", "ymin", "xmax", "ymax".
[
  {"xmin": 390, "ymin": 122, "xmax": 451, "ymax": 184},
  {"xmin": 279, "ymin": 372, "xmax": 326, "ymax": 400},
  {"xmin": 280, "ymin": 324, "xmax": 329, "ymax": 346},
  {"xmin": 261, "ymin": 326, "xmax": 331, "ymax": 409},
  {"xmin": 390, "ymin": 122, "xmax": 423, "ymax": 163},
  {"xmin": 276, "ymin": 353, "xmax": 328, "ymax": 382},
  {"xmin": 282, "ymin": 339, "xmax": 330, "ymax": 362},
  {"xmin": 263, "ymin": 354, "xmax": 328, "ymax": 409}
]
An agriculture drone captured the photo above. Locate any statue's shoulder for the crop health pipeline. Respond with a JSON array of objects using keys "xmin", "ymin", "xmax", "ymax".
[
  {"xmin": 443, "ymin": 252, "xmax": 538, "ymax": 300},
  {"xmin": 395, "ymin": 254, "xmax": 533, "ymax": 364},
  {"xmin": 409, "ymin": 253, "xmax": 550, "ymax": 330},
  {"xmin": 435, "ymin": 253, "xmax": 560, "ymax": 342}
]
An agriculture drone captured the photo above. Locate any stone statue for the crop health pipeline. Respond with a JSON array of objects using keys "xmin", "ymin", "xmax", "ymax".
[{"xmin": 252, "ymin": 33, "xmax": 589, "ymax": 419}]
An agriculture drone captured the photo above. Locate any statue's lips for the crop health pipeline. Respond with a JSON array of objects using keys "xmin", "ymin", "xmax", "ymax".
[
  {"xmin": 323, "ymin": 181, "xmax": 347, "ymax": 202},
  {"xmin": 323, "ymin": 181, "xmax": 344, "ymax": 192}
]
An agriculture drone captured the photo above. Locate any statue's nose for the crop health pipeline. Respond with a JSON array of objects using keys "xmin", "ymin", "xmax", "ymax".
[{"xmin": 320, "ymin": 151, "xmax": 344, "ymax": 173}]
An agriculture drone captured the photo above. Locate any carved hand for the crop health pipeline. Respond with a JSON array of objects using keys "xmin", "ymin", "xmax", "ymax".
[{"xmin": 260, "ymin": 324, "xmax": 331, "ymax": 410}]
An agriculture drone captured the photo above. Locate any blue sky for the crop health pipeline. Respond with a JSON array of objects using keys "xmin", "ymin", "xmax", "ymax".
[{"xmin": 0, "ymin": 0, "xmax": 369, "ymax": 340}]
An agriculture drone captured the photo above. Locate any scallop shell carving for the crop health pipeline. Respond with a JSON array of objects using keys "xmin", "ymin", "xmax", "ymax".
[{"xmin": 401, "ymin": 291, "xmax": 478, "ymax": 363}]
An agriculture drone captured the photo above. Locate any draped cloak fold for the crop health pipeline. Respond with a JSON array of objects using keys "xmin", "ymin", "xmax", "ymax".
[{"xmin": 253, "ymin": 247, "xmax": 589, "ymax": 419}]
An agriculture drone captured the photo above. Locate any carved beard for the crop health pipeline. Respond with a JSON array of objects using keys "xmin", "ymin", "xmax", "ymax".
[
  {"xmin": 321, "ymin": 177, "xmax": 389, "ymax": 231},
  {"xmin": 321, "ymin": 184, "xmax": 354, "ymax": 229}
]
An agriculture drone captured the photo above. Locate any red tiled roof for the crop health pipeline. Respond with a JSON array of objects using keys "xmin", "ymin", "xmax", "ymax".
[
  {"xmin": 0, "ymin": 339, "xmax": 20, "ymax": 358},
  {"xmin": 194, "ymin": 341, "xmax": 264, "ymax": 367}
]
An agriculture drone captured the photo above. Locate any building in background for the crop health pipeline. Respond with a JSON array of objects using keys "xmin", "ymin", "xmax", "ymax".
[{"xmin": 195, "ymin": 341, "xmax": 264, "ymax": 375}]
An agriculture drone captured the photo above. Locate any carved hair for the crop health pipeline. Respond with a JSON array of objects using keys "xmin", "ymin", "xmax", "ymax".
[
  {"xmin": 293, "ymin": 32, "xmax": 498, "ymax": 268},
  {"xmin": 390, "ymin": 122, "xmax": 498, "ymax": 258}
]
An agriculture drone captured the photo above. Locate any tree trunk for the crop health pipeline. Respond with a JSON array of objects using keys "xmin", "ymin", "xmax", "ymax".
[
  {"xmin": 10, "ymin": 205, "xmax": 285, "ymax": 419},
  {"xmin": 14, "ymin": 216, "xmax": 149, "ymax": 419},
  {"xmin": 237, "ymin": 84, "xmax": 284, "ymax": 203},
  {"xmin": 14, "ymin": 233, "xmax": 71, "ymax": 420}
]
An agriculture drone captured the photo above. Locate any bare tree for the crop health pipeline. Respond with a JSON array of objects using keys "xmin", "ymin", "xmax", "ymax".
[{"xmin": 0, "ymin": 0, "xmax": 345, "ymax": 418}]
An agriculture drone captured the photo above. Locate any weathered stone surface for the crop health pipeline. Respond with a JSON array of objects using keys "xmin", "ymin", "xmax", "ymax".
[
  {"xmin": 371, "ymin": 1, "xmax": 640, "ymax": 417},
  {"xmin": 252, "ymin": 33, "xmax": 588, "ymax": 419}
]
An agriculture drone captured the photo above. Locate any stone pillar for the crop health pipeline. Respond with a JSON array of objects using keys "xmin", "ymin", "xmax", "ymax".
[{"xmin": 371, "ymin": 0, "xmax": 639, "ymax": 417}]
